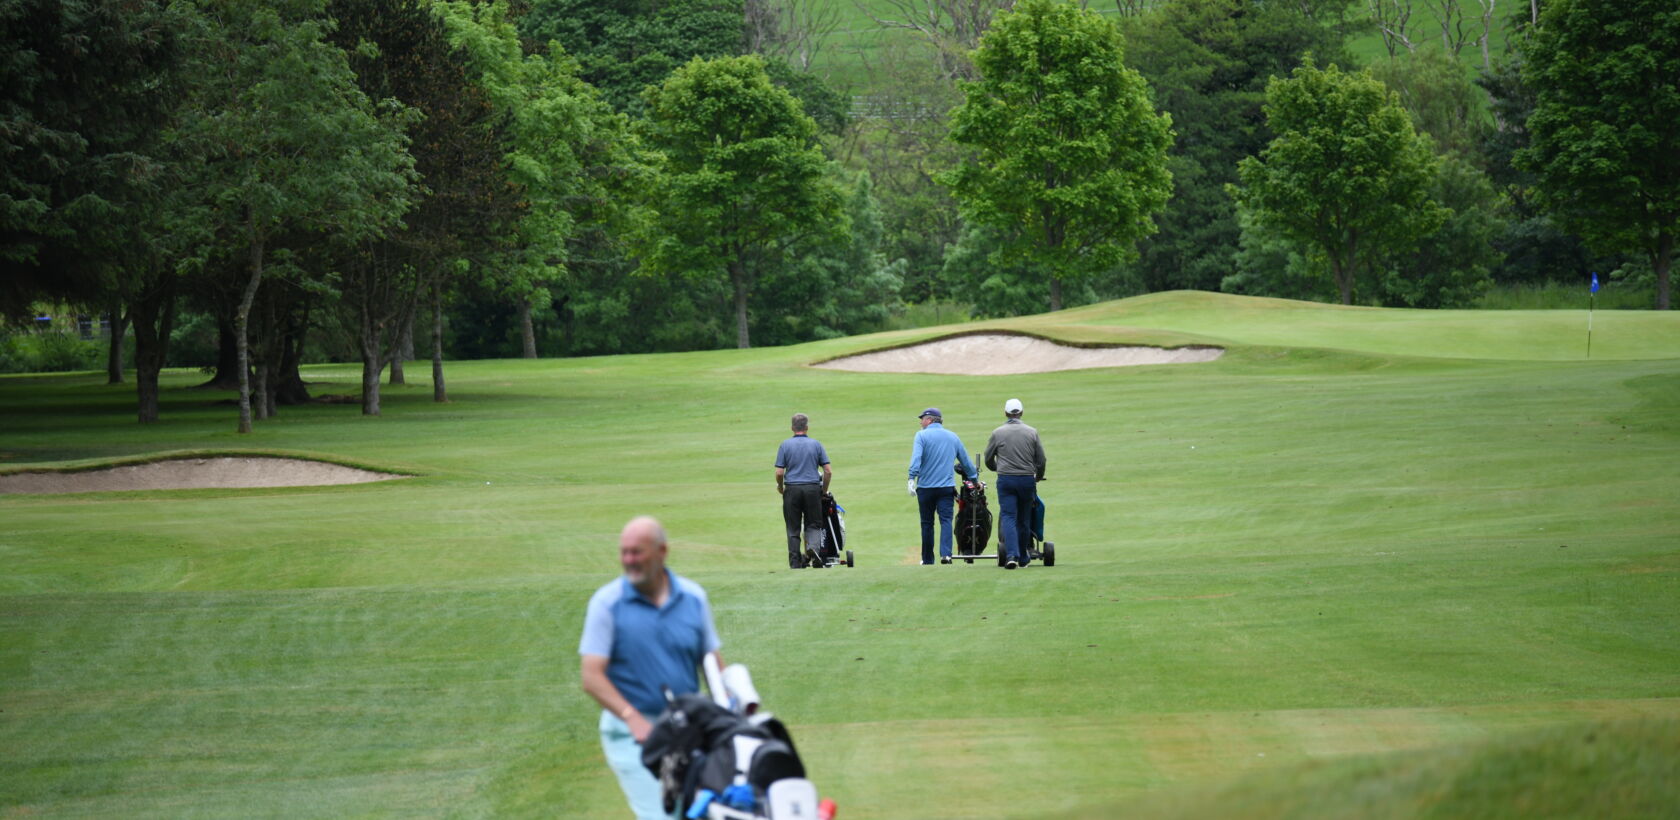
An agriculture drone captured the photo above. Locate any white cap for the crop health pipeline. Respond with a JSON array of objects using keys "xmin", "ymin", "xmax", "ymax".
[{"xmin": 1004, "ymin": 398, "xmax": 1023, "ymax": 415}]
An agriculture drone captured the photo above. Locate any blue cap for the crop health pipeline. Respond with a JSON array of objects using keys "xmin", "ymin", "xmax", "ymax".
[{"xmin": 918, "ymin": 407, "xmax": 942, "ymax": 419}]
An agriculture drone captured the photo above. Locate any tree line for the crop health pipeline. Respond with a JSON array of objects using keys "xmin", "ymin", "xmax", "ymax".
[{"xmin": 3, "ymin": 0, "xmax": 1674, "ymax": 428}]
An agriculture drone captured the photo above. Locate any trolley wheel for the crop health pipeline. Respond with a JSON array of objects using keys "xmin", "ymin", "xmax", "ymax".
[
  {"xmin": 846, "ymin": 550, "xmax": 854, "ymax": 568},
  {"xmin": 1044, "ymin": 541, "xmax": 1055, "ymax": 567}
]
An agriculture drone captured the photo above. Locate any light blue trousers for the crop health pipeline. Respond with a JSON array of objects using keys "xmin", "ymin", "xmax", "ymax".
[{"xmin": 599, "ymin": 711, "xmax": 676, "ymax": 820}]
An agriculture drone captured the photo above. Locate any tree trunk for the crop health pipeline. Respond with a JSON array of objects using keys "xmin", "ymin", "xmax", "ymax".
[
  {"xmin": 198, "ymin": 316, "xmax": 241, "ymax": 390},
  {"xmin": 105, "ymin": 301, "xmax": 127, "ymax": 384},
  {"xmin": 359, "ymin": 283, "xmax": 383, "ymax": 416},
  {"xmin": 360, "ymin": 345, "xmax": 383, "ymax": 416},
  {"xmin": 518, "ymin": 297, "xmax": 538, "ymax": 358},
  {"xmin": 130, "ymin": 278, "xmax": 176, "ymax": 424},
  {"xmin": 275, "ymin": 297, "xmax": 311, "ymax": 405},
  {"xmin": 731, "ymin": 263, "xmax": 751, "ymax": 349},
  {"xmin": 1334, "ymin": 260, "xmax": 1354, "ymax": 305},
  {"xmin": 236, "ymin": 218, "xmax": 265, "ymax": 435},
  {"xmin": 389, "ymin": 314, "xmax": 412, "ymax": 385},
  {"xmin": 1656, "ymin": 230, "xmax": 1673, "ymax": 311},
  {"xmin": 1049, "ymin": 278, "xmax": 1063, "ymax": 312},
  {"xmin": 432, "ymin": 278, "xmax": 448, "ymax": 403},
  {"xmin": 253, "ymin": 362, "xmax": 269, "ymax": 421}
]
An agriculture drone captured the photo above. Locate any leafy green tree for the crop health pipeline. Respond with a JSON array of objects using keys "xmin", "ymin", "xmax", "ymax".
[
  {"xmin": 1231, "ymin": 60, "xmax": 1445, "ymax": 305},
  {"xmin": 519, "ymin": 0, "xmax": 744, "ymax": 115},
  {"xmin": 1518, "ymin": 0, "xmax": 1680, "ymax": 309},
  {"xmin": 750, "ymin": 173, "xmax": 905, "ymax": 345},
  {"xmin": 942, "ymin": 0, "xmax": 1173, "ymax": 313},
  {"xmin": 636, "ymin": 54, "xmax": 844, "ymax": 349},
  {"xmin": 1374, "ymin": 154, "xmax": 1499, "ymax": 307},
  {"xmin": 0, "ymin": 0, "xmax": 183, "ymax": 304},
  {"xmin": 1120, "ymin": 0, "xmax": 1349, "ymax": 294},
  {"xmin": 1, "ymin": 0, "xmax": 188, "ymax": 419},
  {"xmin": 1369, "ymin": 51, "xmax": 1492, "ymax": 166},
  {"xmin": 331, "ymin": 0, "xmax": 519, "ymax": 405},
  {"xmin": 170, "ymin": 0, "xmax": 419, "ymax": 430},
  {"xmin": 440, "ymin": 0, "xmax": 643, "ymax": 360},
  {"xmin": 1475, "ymin": 28, "xmax": 1602, "ymax": 286}
]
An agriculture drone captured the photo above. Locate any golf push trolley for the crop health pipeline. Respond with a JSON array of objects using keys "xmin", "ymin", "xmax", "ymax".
[
  {"xmin": 953, "ymin": 456, "xmax": 1055, "ymax": 567},
  {"xmin": 802, "ymin": 492, "xmax": 854, "ymax": 568}
]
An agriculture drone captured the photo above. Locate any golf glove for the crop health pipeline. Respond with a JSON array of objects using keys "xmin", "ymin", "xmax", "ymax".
[{"xmin": 907, "ymin": 478, "xmax": 916, "ymax": 496}]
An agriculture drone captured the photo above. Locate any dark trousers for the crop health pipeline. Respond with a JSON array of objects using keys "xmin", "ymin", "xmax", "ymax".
[
  {"xmin": 996, "ymin": 474, "xmax": 1037, "ymax": 565},
  {"xmin": 782, "ymin": 483, "xmax": 824, "ymax": 567},
  {"xmin": 916, "ymin": 485, "xmax": 956, "ymax": 564}
]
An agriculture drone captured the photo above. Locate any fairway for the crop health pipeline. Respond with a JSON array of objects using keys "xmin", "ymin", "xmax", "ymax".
[{"xmin": 2, "ymin": 293, "xmax": 1677, "ymax": 817}]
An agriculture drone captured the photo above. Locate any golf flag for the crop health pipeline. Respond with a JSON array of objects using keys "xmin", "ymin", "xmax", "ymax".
[{"xmin": 1591, "ymin": 272, "xmax": 1600, "ymax": 293}]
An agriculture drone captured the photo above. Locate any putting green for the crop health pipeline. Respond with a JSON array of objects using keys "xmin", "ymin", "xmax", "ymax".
[{"xmin": 1, "ymin": 292, "xmax": 1676, "ymax": 817}]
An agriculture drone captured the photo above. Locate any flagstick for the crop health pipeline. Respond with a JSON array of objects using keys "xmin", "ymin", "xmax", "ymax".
[{"xmin": 1586, "ymin": 292, "xmax": 1595, "ymax": 359}]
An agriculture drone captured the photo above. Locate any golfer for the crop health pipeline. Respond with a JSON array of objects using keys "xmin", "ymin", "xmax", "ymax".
[
  {"xmin": 984, "ymin": 398, "xmax": 1046, "ymax": 570},
  {"xmin": 580, "ymin": 516, "xmax": 723, "ymax": 819},
  {"xmin": 774, "ymin": 412, "xmax": 832, "ymax": 569},
  {"xmin": 907, "ymin": 407, "xmax": 976, "ymax": 565}
]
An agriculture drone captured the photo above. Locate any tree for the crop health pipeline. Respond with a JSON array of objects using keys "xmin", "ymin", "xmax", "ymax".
[
  {"xmin": 518, "ymin": 0, "xmax": 744, "ymax": 114},
  {"xmin": 1518, "ymin": 0, "xmax": 1680, "ymax": 309},
  {"xmin": 1, "ymin": 0, "xmax": 187, "ymax": 419},
  {"xmin": 171, "ymin": 0, "xmax": 418, "ymax": 431},
  {"xmin": 442, "ymin": 0, "xmax": 644, "ymax": 361},
  {"xmin": 636, "ymin": 55, "xmax": 844, "ymax": 349},
  {"xmin": 942, "ymin": 0, "xmax": 1173, "ymax": 313},
  {"xmin": 1369, "ymin": 50, "xmax": 1491, "ymax": 165},
  {"xmin": 331, "ymin": 0, "xmax": 518, "ymax": 407},
  {"xmin": 1231, "ymin": 60, "xmax": 1445, "ymax": 305},
  {"xmin": 1121, "ymin": 0, "xmax": 1349, "ymax": 294}
]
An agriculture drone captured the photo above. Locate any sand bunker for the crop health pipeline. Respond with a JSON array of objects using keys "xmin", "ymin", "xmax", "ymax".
[
  {"xmin": 814, "ymin": 333, "xmax": 1223, "ymax": 375},
  {"xmin": 0, "ymin": 457, "xmax": 404, "ymax": 495}
]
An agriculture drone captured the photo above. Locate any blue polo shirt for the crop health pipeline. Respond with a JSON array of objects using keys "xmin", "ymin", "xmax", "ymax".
[
  {"xmin": 578, "ymin": 569, "xmax": 722, "ymax": 718},
  {"xmin": 775, "ymin": 434, "xmax": 830, "ymax": 484},
  {"xmin": 909, "ymin": 422, "xmax": 975, "ymax": 488}
]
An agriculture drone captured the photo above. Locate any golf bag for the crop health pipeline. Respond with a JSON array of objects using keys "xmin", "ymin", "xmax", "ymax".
[
  {"xmin": 954, "ymin": 476, "xmax": 993, "ymax": 558},
  {"xmin": 819, "ymin": 493, "xmax": 847, "ymax": 564},
  {"xmin": 642, "ymin": 692, "xmax": 806, "ymax": 818}
]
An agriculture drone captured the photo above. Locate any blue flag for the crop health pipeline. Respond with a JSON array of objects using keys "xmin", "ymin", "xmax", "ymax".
[{"xmin": 1591, "ymin": 272, "xmax": 1600, "ymax": 293}]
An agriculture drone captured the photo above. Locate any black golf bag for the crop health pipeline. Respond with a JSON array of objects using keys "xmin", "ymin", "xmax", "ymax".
[
  {"xmin": 641, "ymin": 692, "xmax": 806, "ymax": 817},
  {"xmin": 821, "ymin": 493, "xmax": 849, "ymax": 564},
  {"xmin": 954, "ymin": 476, "xmax": 993, "ymax": 559}
]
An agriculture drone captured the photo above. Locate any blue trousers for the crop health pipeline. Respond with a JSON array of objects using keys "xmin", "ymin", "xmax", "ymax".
[
  {"xmin": 916, "ymin": 485, "xmax": 956, "ymax": 563},
  {"xmin": 996, "ymin": 474, "xmax": 1038, "ymax": 565}
]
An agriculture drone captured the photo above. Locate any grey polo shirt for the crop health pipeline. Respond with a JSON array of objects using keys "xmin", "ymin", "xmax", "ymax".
[{"xmin": 775, "ymin": 434, "xmax": 829, "ymax": 484}]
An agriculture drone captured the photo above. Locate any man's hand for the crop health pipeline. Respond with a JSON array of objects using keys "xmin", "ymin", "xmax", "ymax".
[
  {"xmin": 777, "ymin": 484, "xmax": 785, "ymax": 495},
  {"xmin": 907, "ymin": 478, "xmax": 916, "ymax": 497},
  {"xmin": 626, "ymin": 711, "xmax": 652, "ymax": 743}
]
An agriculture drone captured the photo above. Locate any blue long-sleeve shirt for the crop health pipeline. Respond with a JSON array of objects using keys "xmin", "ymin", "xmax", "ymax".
[{"xmin": 908, "ymin": 422, "xmax": 975, "ymax": 488}]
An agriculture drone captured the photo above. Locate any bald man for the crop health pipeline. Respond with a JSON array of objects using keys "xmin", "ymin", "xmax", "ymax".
[{"xmin": 580, "ymin": 516, "xmax": 723, "ymax": 819}]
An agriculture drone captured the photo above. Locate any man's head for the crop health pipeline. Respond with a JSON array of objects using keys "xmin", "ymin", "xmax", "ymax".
[
  {"xmin": 791, "ymin": 413, "xmax": 809, "ymax": 433},
  {"xmin": 918, "ymin": 407, "xmax": 942, "ymax": 428},
  {"xmin": 1005, "ymin": 398, "xmax": 1023, "ymax": 418},
  {"xmin": 619, "ymin": 515, "xmax": 669, "ymax": 589}
]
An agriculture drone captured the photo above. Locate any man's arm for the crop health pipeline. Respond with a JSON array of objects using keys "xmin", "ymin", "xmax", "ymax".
[
  {"xmin": 907, "ymin": 432, "xmax": 923, "ymax": 480},
  {"xmin": 955, "ymin": 439, "xmax": 976, "ymax": 480},
  {"xmin": 1033, "ymin": 434, "xmax": 1047, "ymax": 480},
  {"xmin": 581, "ymin": 654, "xmax": 654, "ymax": 742},
  {"xmin": 821, "ymin": 463, "xmax": 831, "ymax": 493},
  {"xmin": 775, "ymin": 466, "xmax": 786, "ymax": 494},
  {"xmin": 983, "ymin": 433, "xmax": 999, "ymax": 473}
]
